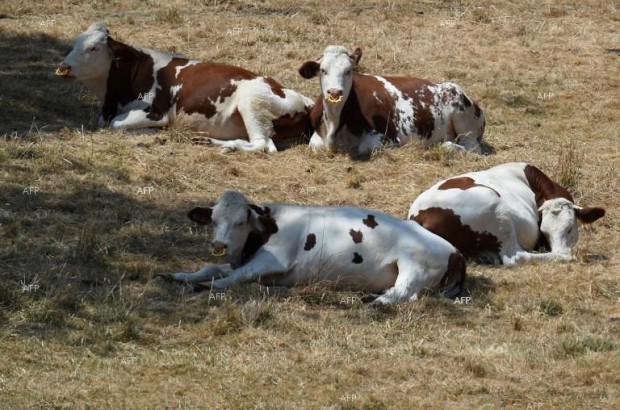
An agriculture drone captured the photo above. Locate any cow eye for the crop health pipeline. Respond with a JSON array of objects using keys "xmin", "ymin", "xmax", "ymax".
[
  {"xmin": 320, "ymin": 69, "xmax": 327, "ymax": 75},
  {"xmin": 345, "ymin": 69, "xmax": 351, "ymax": 75},
  {"xmin": 88, "ymin": 46, "xmax": 99, "ymax": 52},
  {"xmin": 234, "ymin": 221, "xmax": 244, "ymax": 227}
]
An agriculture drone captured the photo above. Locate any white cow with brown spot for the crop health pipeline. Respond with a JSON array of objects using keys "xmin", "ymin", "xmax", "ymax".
[
  {"xmin": 408, "ymin": 162, "xmax": 606, "ymax": 265},
  {"xmin": 57, "ymin": 22, "xmax": 313, "ymax": 152},
  {"xmin": 298, "ymin": 46, "xmax": 486, "ymax": 158},
  {"xmin": 162, "ymin": 190, "xmax": 466, "ymax": 305}
]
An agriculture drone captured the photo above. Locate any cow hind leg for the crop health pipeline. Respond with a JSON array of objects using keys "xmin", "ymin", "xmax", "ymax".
[{"xmin": 372, "ymin": 258, "xmax": 434, "ymax": 305}]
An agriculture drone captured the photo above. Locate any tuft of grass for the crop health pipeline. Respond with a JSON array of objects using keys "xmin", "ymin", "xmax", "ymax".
[
  {"xmin": 538, "ymin": 299, "xmax": 564, "ymax": 317},
  {"xmin": 556, "ymin": 336, "xmax": 615, "ymax": 359},
  {"xmin": 155, "ymin": 7, "xmax": 183, "ymax": 25},
  {"xmin": 555, "ymin": 142, "xmax": 583, "ymax": 193}
]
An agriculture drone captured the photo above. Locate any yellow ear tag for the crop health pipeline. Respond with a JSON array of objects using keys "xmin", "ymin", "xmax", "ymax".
[
  {"xmin": 211, "ymin": 248, "xmax": 226, "ymax": 257},
  {"xmin": 55, "ymin": 67, "xmax": 70, "ymax": 76},
  {"xmin": 327, "ymin": 94, "xmax": 343, "ymax": 104}
]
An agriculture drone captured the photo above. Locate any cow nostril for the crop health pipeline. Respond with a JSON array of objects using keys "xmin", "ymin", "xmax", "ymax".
[{"xmin": 327, "ymin": 89, "xmax": 342, "ymax": 97}]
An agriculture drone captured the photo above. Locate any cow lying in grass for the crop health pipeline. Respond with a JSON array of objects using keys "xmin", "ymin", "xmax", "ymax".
[
  {"xmin": 408, "ymin": 162, "xmax": 606, "ymax": 265},
  {"xmin": 162, "ymin": 190, "xmax": 466, "ymax": 305},
  {"xmin": 57, "ymin": 22, "xmax": 313, "ymax": 152},
  {"xmin": 298, "ymin": 46, "xmax": 486, "ymax": 158}
]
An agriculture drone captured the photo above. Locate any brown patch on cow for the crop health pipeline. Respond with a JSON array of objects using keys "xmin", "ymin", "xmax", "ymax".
[
  {"xmin": 523, "ymin": 164, "xmax": 573, "ymax": 208},
  {"xmin": 304, "ymin": 233, "xmax": 317, "ymax": 251},
  {"xmin": 438, "ymin": 177, "xmax": 500, "ymax": 197},
  {"xmin": 411, "ymin": 208, "xmax": 501, "ymax": 259},
  {"xmin": 250, "ymin": 205, "xmax": 279, "ymax": 243},
  {"xmin": 362, "ymin": 214, "xmax": 378, "ymax": 229},
  {"xmin": 272, "ymin": 110, "xmax": 313, "ymax": 144},
  {"xmin": 102, "ymin": 38, "xmax": 155, "ymax": 121},
  {"xmin": 461, "ymin": 94, "xmax": 472, "ymax": 109},
  {"xmin": 263, "ymin": 77, "xmax": 286, "ymax": 98},
  {"xmin": 352, "ymin": 252, "xmax": 364, "ymax": 264},
  {"xmin": 474, "ymin": 102, "xmax": 482, "ymax": 118},
  {"xmin": 349, "ymin": 229, "xmax": 363, "ymax": 244}
]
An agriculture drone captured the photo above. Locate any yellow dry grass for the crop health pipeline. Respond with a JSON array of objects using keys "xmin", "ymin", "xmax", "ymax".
[{"xmin": 0, "ymin": 1, "xmax": 619, "ymax": 409}]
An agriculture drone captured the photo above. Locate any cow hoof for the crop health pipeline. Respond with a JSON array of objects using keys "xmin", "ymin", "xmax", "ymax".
[
  {"xmin": 361, "ymin": 294, "xmax": 380, "ymax": 304},
  {"xmin": 154, "ymin": 272, "xmax": 174, "ymax": 281},
  {"xmin": 191, "ymin": 137, "xmax": 212, "ymax": 145}
]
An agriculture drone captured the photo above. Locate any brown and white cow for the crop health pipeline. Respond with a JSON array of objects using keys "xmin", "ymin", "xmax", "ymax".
[
  {"xmin": 408, "ymin": 162, "xmax": 606, "ymax": 265},
  {"xmin": 56, "ymin": 22, "xmax": 313, "ymax": 152},
  {"xmin": 161, "ymin": 190, "xmax": 466, "ymax": 305},
  {"xmin": 298, "ymin": 46, "xmax": 486, "ymax": 158}
]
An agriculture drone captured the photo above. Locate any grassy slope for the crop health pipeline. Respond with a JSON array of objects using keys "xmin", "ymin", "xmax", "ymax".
[{"xmin": 0, "ymin": 0, "xmax": 619, "ymax": 408}]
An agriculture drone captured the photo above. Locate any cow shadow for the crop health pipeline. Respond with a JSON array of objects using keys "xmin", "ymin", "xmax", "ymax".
[{"xmin": 0, "ymin": 30, "xmax": 98, "ymax": 136}]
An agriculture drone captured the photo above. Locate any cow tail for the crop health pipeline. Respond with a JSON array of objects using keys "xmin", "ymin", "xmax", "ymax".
[{"xmin": 434, "ymin": 251, "xmax": 467, "ymax": 299}]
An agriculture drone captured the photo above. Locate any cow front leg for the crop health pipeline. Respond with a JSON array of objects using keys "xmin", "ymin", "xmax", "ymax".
[
  {"xmin": 210, "ymin": 253, "xmax": 288, "ymax": 289},
  {"xmin": 195, "ymin": 137, "xmax": 278, "ymax": 153},
  {"xmin": 308, "ymin": 132, "xmax": 325, "ymax": 150},
  {"xmin": 110, "ymin": 110, "xmax": 169, "ymax": 130},
  {"xmin": 503, "ymin": 251, "xmax": 572, "ymax": 265},
  {"xmin": 159, "ymin": 264, "xmax": 233, "ymax": 284}
]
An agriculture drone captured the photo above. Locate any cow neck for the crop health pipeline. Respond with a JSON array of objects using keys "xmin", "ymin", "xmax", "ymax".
[
  {"xmin": 106, "ymin": 39, "xmax": 155, "ymax": 105},
  {"xmin": 82, "ymin": 74, "xmax": 109, "ymax": 102},
  {"xmin": 241, "ymin": 205, "xmax": 279, "ymax": 263},
  {"xmin": 322, "ymin": 78, "xmax": 366, "ymax": 139}
]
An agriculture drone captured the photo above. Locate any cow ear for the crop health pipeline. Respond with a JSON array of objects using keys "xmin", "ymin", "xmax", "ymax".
[
  {"xmin": 575, "ymin": 206, "xmax": 605, "ymax": 224},
  {"xmin": 299, "ymin": 61, "xmax": 320, "ymax": 79},
  {"xmin": 350, "ymin": 47, "xmax": 362, "ymax": 66},
  {"xmin": 188, "ymin": 207, "xmax": 213, "ymax": 225}
]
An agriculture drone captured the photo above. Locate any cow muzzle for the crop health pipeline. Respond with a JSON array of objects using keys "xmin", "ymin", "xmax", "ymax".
[
  {"xmin": 211, "ymin": 242, "xmax": 228, "ymax": 257},
  {"xmin": 55, "ymin": 63, "xmax": 73, "ymax": 78},
  {"xmin": 326, "ymin": 89, "xmax": 343, "ymax": 104}
]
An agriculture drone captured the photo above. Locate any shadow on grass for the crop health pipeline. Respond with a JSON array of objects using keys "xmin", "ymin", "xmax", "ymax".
[
  {"xmin": 0, "ymin": 176, "xmax": 214, "ymax": 338},
  {"xmin": 0, "ymin": 31, "xmax": 98, "ymax": 135}
]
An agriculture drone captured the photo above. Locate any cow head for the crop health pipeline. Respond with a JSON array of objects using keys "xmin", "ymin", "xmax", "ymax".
[
  {"xmin": 57, "ymin": 22, "xmax": 112, "ymax": 85},
  {"xmin": 538, "ymin": 197, "xmax": 605, "ymax": 255},
  {"xmin": 187, "ymin": 191, "xmax": 278, "ymax": 268},
  {"xmin": 299, "ymin": 46, "xmax": 362, "ymax": 107}
]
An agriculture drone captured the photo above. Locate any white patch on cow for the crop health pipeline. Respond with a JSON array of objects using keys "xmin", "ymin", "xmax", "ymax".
[
  {"xmin": 170, "ymin": 84, "xmax": 183, "ymax": 99},
  {"xmin": 174, "ymin": 60, "xmax": 200, "ymax": 78},
  {"xmin": 166, "ymin": 190, "xmax": 463, "ymax": 305},
  {"xmin": 374, "ymin": 76, "xmax": 415, "ymax": 144},
  {"xmin": 372, "ymin": 91, "xmax": 383, "ymax": 105}
]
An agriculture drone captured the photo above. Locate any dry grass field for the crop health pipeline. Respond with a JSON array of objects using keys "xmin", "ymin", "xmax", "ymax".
[{"xmin": 1, "ymin": 0, "xmax": 619, "ymax": 408}]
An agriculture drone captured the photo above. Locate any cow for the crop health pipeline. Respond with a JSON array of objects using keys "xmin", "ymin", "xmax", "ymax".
[
  {"xmin": 298, "ymin": 46, "xmax": 486, "ymax": 159},
  {"xmin": 56, "ymin": 22, "xmax": 314, "ymax": 152},
  {"xmin": 408, "ymin": 162, "xmax": 606, "ymax": 265},
  {"xmin": 161, "ymin": 190, "xmax": 466, "ymax": 305}
]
